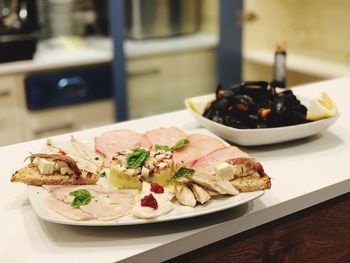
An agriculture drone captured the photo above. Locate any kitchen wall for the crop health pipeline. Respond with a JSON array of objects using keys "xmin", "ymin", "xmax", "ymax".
[
  {"xmin": 243, "ymin": 0, "xmax": 350, "ymax": 85},
  {"xmin": 244, "ymin": 0, "xmax": 350, "ymax": 63}
]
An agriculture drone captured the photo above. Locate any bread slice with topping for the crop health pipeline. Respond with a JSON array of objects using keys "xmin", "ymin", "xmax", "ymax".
[
  {"xmin": 11, "ymin": 153, "xmax": 99, "ymax": 185},
  {"xmin": 227, "ymin": 158, "xmax": 271, "ymax": 192}
]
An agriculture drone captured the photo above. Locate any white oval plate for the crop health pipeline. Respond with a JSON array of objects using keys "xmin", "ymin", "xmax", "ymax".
[{"xmin": 185, "ymin": 94, "xmax": 340, "ymax": 146}]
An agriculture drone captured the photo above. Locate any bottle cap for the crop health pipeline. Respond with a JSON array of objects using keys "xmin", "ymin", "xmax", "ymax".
[{"xmin": 276, "ymin": 41, "xmax": 286, "ymax": 52}]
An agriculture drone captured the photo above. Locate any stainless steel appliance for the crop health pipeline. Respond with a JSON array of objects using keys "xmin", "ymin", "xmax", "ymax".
[
  {"xmin": 125, "ymin": 0, "xmax": 199, "ymax": 39},
  {"xmin": 0, "ymin": 0, "xmax": 38, "ymax": 63}
]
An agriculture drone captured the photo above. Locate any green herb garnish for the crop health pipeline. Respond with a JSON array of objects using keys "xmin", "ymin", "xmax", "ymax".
[
  {"xmin": 155, "ymin": 144, "xmax": 171, "ymax": 151},
  {"xmin": 99, "ymin": 171, "xmax": 106, "ymax": 177},
  {"xmin": 69, "ymin": 189, "xmax": 93, "ymax": 208},
  {"xmin": 155, "ymin": 139, "xmax": 190, "ymax": 153},
  {"xmin": 126, "ymin": 148, "xmax": 150, "ymax": 168},
  {"xmin": 171, "ymin": 139, "xmax": 189, "ymax": 151},
  {"xmin": 172, "ymin": 167, "xmax": 195, "ymax": 180}
]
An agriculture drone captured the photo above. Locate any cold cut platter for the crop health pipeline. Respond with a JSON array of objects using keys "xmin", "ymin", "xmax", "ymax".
[{"xmin": 12, "ymin": 128, "xmax": 270, "ymax": 226}]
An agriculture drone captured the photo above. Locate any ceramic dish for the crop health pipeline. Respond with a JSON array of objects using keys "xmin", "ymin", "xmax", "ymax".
[{"xmin": 185, "ymin": 94, "xmax": 340, "ymax": 146}]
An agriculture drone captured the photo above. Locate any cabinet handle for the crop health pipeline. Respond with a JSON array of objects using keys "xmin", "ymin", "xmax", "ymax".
[
  {"xmin": 236, "ymin": 11, "xmax": 258, "ymax": 25},
  {"xmin": 0, "ymin": 90, "xmax": 10, "ymax": 97},
  {"xmin": 127, "ymin": 68, "xmax": 160, "ymax": 77},
  {"xmin": 33, "ymin": 123, "xmax": 74, "ymax": 137}
]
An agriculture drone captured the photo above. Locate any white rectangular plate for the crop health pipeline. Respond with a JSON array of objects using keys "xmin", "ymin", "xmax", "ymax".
[{"xmin": 27, "ymin": 128, "xmax": 264, "ymax": 226}]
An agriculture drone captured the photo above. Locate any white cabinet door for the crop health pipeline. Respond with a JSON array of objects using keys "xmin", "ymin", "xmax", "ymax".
[
  {"xmin": 127, "ymin": 49, "xmax": 217, "ymax": 119},
  {"xmin": 0, "ymin": 75, "xmax": 22, "ymax": 146},
  {"xmin": 23, "ymin": 100, "xmax": 114, "ymax": 140}
]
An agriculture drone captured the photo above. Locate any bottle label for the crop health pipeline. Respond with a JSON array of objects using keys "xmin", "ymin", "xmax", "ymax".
[{"xmin": 274, "ymin": 53, "xmax": 286, "ymax": 82}]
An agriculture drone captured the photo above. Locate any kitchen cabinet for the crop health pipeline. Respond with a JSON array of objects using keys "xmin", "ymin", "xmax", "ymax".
[
  {"xmin": 0, "ymin": 75, "xmax": 22, "ymax": 145},
  {"xmin": 21, "ymin": 100, "xmax": 114, "ymax": 140},
  {"xmin": 0, "ymin": 72, "xmax": 114, "ymax": 146},
  {"xmin": 127, "ymin": 49, "xmax": 217, "ymax": 119}
]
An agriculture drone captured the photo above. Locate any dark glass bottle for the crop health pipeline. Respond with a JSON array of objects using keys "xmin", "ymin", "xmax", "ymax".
[{"xmin": 271, "ymin": 41, "xmax": 287, "ymax": 88}]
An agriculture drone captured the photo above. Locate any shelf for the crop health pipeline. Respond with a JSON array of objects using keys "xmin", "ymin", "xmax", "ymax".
[{"xmin": 244, "ymin": 49, "xmax": 350, "ymax": 79}]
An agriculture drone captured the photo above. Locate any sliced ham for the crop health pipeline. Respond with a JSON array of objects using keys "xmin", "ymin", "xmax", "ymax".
[
  {"xmin": 173, "ymin": 134, "xmax": 225, "ymax": 169},
  {"xmin": 145, "ymin": 127, "xmax": 188, "ymax": 148},
  {"xmin": 45, "ymin": 195, "xmax": 95, "ymax": 221},
  {"xmin": 95, "ymin": 129, "xmax": 151, "ymax": 167},
  {"xmin": 188, "ymin": 146, "xmax": 249, "ymax": 169}
]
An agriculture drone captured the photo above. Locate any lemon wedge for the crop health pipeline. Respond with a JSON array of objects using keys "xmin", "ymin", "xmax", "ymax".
[
  {"xmin": 187, "ymin": 98, "xmax": 211, "ymax": 115},
  {"xmin": 306, "ymin": 92, "xmax": 337, "ymax": 121}
]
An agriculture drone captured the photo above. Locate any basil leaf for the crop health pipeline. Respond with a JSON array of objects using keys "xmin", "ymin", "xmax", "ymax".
[
  {"xmin": 171, "ymin": 139, "xmax": 190, "ymax": 151},
  {"xmin": 69, "ymin": 189, "xmax": 93, "ymax": 208},
  {"xmin": 126, "ymin": 148, "xmax": 150, "ymax": 168},
  {"xmin": 172, "ymin": 167, "xmax": 195, "ymax": 180},
  {"xmin": 155, "ymin": 144, "xmax": 171, "ymax": 151}
]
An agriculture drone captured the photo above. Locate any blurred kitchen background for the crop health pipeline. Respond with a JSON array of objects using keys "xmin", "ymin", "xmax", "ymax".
[{"xmin": 0, "ymin": 0, "xmax": 349, "ymax": 146}]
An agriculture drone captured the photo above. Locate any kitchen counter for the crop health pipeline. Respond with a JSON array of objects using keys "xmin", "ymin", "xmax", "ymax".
[
  {"xmin": 0, "ymin": 79, "xmax": 349, "ymax": 262},
  {"xmin": 0, "ymin": 33, "xmax": 218, "ymax": 75}
]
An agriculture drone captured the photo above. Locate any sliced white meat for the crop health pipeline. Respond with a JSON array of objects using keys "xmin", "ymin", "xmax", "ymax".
[
  {"xmin": 95, "ymin": 129, "xmax": 151, "ymax": 167},
  {"xmin": 173, "ymin": 134, "xmax": 225, "ymax": 169},
  {"xmin": 79, "ymin": 193, "xmax": 135, "ymax": 221},
  {"xmin": 182, "ymin": 146, "xmax": 248, "ymax": 195},
  {"xmin": 45, "ymin": 195, "xmax": 95, "ymax": 221},
  {"xmin": 145, "ymin": 127, "xmax": 188, "ymax": 148},
  {"xmin": 43, "ymin": 185, "xmax": 138, "ymax": 221},
  {"xmin": 43, "ymin": 185, "xmax": 79, "ymax": 203}
]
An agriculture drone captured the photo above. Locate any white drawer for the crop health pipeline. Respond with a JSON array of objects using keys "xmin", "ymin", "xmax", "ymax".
[
  {"xmin": 0, "ymin": 111, "xmax": 22, "ymax": 146},
  {"xmin": 0, "ymin": 76, "xmax": 18, "ymax": 110},
  {"xmin": 24, "ymin": 100, "xmax": 115, "ymax": 139}
]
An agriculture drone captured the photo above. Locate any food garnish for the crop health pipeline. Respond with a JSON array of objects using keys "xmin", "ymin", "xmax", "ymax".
[
  {"xmin": 150, "ymin": 183, "xmax": 164, "ymax": 194},
  {"xmin": 69, "ymin": 189, "xmax": 93, "ymax": 208},
  {"xmin": 155, "ymin": 145, "xmax": 171, "ymax": 151},
  {"xmin": 306, "ymin": 92, "xmax": 337, "ymax": 121},
  {"xmin": 126, "ymin": 148, "xmax": 150, "ymax": 168},
  {"xmin": 155, "ymin": 138, "xmax": 190, "ymax": 152},
  {"xmin": 171, "ymin": 139, "xmax": 190, "ymax": 151},
  {"xmin": 141, "ymin": 193, "xmax": 158, "ymax": 209},
  {"xmin": 172, "ymin": 167, "xmax": 195, "ymax": 180}
]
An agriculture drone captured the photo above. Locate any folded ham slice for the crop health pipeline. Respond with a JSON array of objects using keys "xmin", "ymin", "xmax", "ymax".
[
  {"xmin": 95, "ymin": 129, "xmax": 151, "ymax": 167},
  {"xmin": 173, "ymin": 134, "xmax": 225, "ymax": 169},
  {"xmin": 188, "ymin": 146, "xmax": 249, "ymax": 169},
  {"xmin": 145, "ymin": 127, "xmax": 188, "ymax": 148}
]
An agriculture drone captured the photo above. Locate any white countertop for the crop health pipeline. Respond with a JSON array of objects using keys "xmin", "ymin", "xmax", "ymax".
[
  {"xmin": 0, "ymin": 33, "xmax": 218, "ymax": 75},
  {"xmin": 1, "ymin": 79, "xmax": 349, "ymax": 262}
]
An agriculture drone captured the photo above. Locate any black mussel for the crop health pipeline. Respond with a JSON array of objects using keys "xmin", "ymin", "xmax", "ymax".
[
  {"xmin": 224, "ymin": 115, "xmax": 250, "ymax": 129},
  {"xmin": 231, "ymin": 94, "xmax": 256, "ymax": 113},
  {"xmin": 216, "ymin": 84, "xmax": 234, "ymax": 99},
  {"xmin": 203, "ymin": 82, "xmax": 310, "ymax": 129},
  {"xmin": 231, "ymin": 81, "xmax": 273, "ymax": 102}
]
